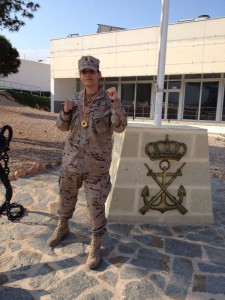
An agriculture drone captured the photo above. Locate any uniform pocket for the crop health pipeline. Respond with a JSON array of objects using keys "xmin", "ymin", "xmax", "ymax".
[{"xmin": 93, "ymin": 114, "xmax": 111, "ymax": 134}]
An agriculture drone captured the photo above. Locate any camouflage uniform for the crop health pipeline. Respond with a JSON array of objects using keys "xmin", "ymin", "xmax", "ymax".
[{"xmin": 56, "ymin": 89, "xmax": 127, "ymax": 233}]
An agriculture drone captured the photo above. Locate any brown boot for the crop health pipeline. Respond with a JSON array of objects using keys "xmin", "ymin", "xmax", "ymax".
[
  {"xmin": 47, "ymin": 217, "xmax": 69, "ymax": 247},
  {"xmin": 86, "ymin": 233, "xmax": 103, "ymax": 269}
]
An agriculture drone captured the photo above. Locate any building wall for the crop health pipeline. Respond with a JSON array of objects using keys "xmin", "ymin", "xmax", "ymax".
[
  {"xmin": 51, "ymin": 78, "xmax": 77, "ymax": 112},
  {"xmin": 50, "ymin": 17, "xmax": 225, "ymax": 78},
  {"xmin": 50, "ymin": 17, "xmax": 225, "ymax": 120},
  {"xmin": 1, "ymin": 59, "xmax": 50, "ymax": 92}
]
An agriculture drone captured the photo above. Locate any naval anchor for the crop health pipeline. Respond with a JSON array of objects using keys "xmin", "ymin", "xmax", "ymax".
[
  {"xmin": 0, "ymin": 125, "xmax": 25, "ymax": 220},
  {"xmin": 139, "ymin": 135, "xmax": 188, "ymax": 215}
]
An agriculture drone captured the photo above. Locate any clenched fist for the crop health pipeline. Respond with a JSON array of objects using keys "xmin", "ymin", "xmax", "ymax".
[
  {"xmin": 105, "ymin": 87, "xmax": 120, "ymax": 103},
  {"xmin": 63, "ymin": 100, "xmax": 74, "ymax": 113}
]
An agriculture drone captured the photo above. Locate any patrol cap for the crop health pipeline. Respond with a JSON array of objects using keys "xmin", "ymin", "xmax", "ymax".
[{"xmin": 78, "ymin": 56, "xmax": 100, "ymax": 72}]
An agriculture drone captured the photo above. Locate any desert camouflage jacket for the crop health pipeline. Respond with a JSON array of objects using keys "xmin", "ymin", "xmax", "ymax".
[{"xmin": 56, "ymin": 89, "xmax": 127, "ymax": 176}]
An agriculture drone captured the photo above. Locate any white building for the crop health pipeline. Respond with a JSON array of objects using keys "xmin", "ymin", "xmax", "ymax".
[
  {"xmin": 50, "ymin": 16, "xmax": 225, "ymax": 123},
  {"xmin": 0, "ymin": 59, "xmax": 50, "ymax": 94}
]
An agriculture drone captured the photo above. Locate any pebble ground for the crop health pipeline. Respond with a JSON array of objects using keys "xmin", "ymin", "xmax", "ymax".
[{"xmin": 0, "ymin": 166, "xmax": 225, "ymax": 300}]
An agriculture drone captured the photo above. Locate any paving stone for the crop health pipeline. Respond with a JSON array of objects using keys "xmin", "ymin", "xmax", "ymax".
[
  {"xmin": 0, "ymin": 273, "xmax": 9, "ymax": 285},
  {"xmin": 37, "ymin": 194, "xmax": 57, "ymax": 205},
  {"xmin": 0, "ymin": 287, "xmax": 36, "ymax": 300},
  {"xmin": 165, "ymin": 238, "xmax": 202, "ymax": 258},
  {"xmin": 108, "ymin": 256, "xmax": 130, "ymax": 268},
  {"xmin": 102, "ymin": 235, "xmax": 121, "ymax": 250},
  {"xmin": 50, "ymin": 271, "xmax": 98, "ymax": 300},
  {"xmin": 120, "ymin": 266, "xmax": 148, "ymax": 279},
  {"xmin": 172, "ymin": 225, "xmax": 202, "ymax": 235},
  {"xmin": 140, "ymin": 224, "xmax": 173, "ymax": 236},
  {"xmin": 193, "ymin": 275, "xmax": 225, "ymax": 294},
  {"xmin": 133, "ymin": 234, "xmax": 164, "ymax": 248},
  {"xmin": 0, "ymin": 227, "xmax": 9, "ymax": 242},
  {"xmin": 166, "ymin": 257, "xmax": 193, "ymax": 299},
  {"xmin": 61, "ymin": 241, "xmax": 85, "ymax": 256},
  {"xmin": 22, "ymin": 211, "xmax": 49, "ymax": 224},
  {"xmin": 54, "ymin": 257, "xmax": 79, "ymax": 274},
  {"xmin": 11, "ymin": 223, "xmax": 44, "ymax": 240},
  {"xmin": 150, "ymin": 274, "xmax": 165, "ymax": 290},
  {"xmin": 1, "ymin": 167, "xmax": 225, "ymax": 299},
  {"xmin": 94, "ymin": 259, "xmax": 109, "ymax": 272},
  {"xmin": 10, "ymin": 273, "xmax": 28, "ymax": 280},
  {"xmin": 102, "ymin": 245, "xmax": 115, "ymax": 257},
  {"xmin": 198, "ymin": 262, "xmax": 225, "ymax": 273},
  {"xmin": 17, "ymin": 250, "xmax": 42, "ymax": 270},
  {"xmin": 203, "ymin": 245, "xmax": 225, "ymax": 266},
  {"xmin": 28, "ymin": 234, "xmax": 60, "ymax": 256},
  {"xmin": 9, "ymin": 242, "xmax": 21, "ymax": 252},
  {"xmin": 83, "ymin": 289, "xmax": 114, "ymax": 300},
  {"xmin": 30, "ymin": 269, "xmax": 59, "ymax": 289},
  {"xmin": 0, "ymin": 257, "xmax": 13, "ymax": 269},
  {"xmin": 131, "ymin": 248, "xmax": 170, "ymax": 273},
  {"xmin": 13, "ymin": 192, "xmax": 34, "ymax": 206},
  {"xmin": 0, "ymin": 246, "xmax": 6, "ymax": 255},
  {"xmin": 98, "ymin": 271, "xmax": 118, "ymax": 287},
  {"xmin": 185, "ymin": 229, "xmax": 224, "ymax": 247},
  {"xmin": 107, "ymin": 223, "xmax": 133, "ymax": 235},
  {"xmin": 118, "ymin": 241, "xmax": 140, "ymax": 254},
  {"xmin": 123, "ymin": 279, "xmax": 163, "ymax": 300}
]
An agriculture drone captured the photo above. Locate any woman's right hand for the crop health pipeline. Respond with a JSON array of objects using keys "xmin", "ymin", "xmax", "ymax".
[{"xmin": 64, "ymin": 100, "xmax": 74, "ymax": 113}]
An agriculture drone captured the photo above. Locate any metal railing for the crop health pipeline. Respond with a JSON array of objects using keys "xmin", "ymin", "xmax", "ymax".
[{"xmin": 0, "ymin": 80, "xmax": 50, "ymax": 97}]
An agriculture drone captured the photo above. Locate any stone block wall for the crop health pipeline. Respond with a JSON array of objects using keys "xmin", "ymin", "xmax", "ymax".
[{"xmin": 106, "ymin": 124, "xmax": 214, "ymax": 225}]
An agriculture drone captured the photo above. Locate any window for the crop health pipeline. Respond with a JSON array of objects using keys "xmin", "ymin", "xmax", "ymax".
[
  {"xmin": 105, "ymin": 77, "xmax": 118, "ymax": 82},
  {"xmin": 200, "ymin": 82, "xmax": 218, "ymax": 121},
  {"xmin": 222, "ymin": 87, "xmax": 225, "ymax": 121},
  {"xmin": 136, "ymin": 83, "xmax": 151, "ymax": 117},
  {"xmin": 121, "ymin": 84, "xmax": 135, "ymax": 117},
  {"xmin": 168, "ymin": 81, "xmax": 181, "ymax": 89},
  {"xmin": 168, "ymin": 75, "xmax": 182, "ymax": 80},
  {"xmin": 203, "ymin": 73, "xmax": 221, "ymax": 79},
  {"xmin": 105, "ymin": 83, "xmax": 118, "ymax": 91},
  {"xmin": 121, "ymin": 77, "xmax": 136, "ymax": 81},
  {"xmin": 137, "ymin": 76, "xmax": 153, "ymax": 81},
  {"xmin": 183, "ymin": 81, "xmax": 219, "ymax": 121},
  {"xmin": 185, "ymin": 74, "xmax": 202, "ymax": 79},
  {"xmin": 183, "ymin": 82, "xmax": 201, "ymax": 120}
]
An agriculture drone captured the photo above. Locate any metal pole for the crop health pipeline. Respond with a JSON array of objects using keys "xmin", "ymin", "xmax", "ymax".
[{"xmin": 154, "ymin": 0, "xmax": 170, "ymax": 126}]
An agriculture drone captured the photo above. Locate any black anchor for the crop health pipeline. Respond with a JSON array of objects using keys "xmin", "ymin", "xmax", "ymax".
[{"xmin": 0, "ymin": 125, "xmax": 25, "ymax": 221}]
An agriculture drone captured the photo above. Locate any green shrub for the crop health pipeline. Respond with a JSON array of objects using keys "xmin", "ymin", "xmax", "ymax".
[{"xmin": 9, "ymin": 90, "xmax": 50, "ymax": 111}]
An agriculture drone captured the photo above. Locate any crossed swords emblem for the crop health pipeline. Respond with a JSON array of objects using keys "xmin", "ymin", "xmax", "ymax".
[{"xmin": 139, "ymin": 159, "xmax": 188, "ymax": 215}]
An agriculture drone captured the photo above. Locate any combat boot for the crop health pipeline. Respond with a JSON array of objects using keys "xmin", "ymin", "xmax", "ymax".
[
  {"xmin": 86, "ymin": 233, "xmax": 103, "ymax": 269},
  {"xmin": 47, "ymin": 217, "xmax": 69, "ymax": 247}
]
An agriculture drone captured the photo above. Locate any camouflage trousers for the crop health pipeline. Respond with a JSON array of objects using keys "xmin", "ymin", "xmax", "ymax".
[{"xmin": 57, "ymin": 168, "xmax": 111, "ymax": 234}]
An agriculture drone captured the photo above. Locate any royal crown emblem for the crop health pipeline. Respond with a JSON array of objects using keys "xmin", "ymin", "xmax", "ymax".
[{"xmin": 145, "ymin": 134, "xmax": 187, "ymax": 161}]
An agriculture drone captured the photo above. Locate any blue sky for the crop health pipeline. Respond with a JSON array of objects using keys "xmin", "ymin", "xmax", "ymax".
[{"xmin": 1, "ymin": 0, "xmax": 225, "ymax": 61}]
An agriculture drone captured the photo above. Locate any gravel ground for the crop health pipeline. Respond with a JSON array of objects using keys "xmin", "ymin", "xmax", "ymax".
[
  {"xmin": 1, "ymin": 95, "xmax": 225, "ymax": 178},
  {"xmin": 0, "ymin": 95, "xmax": 67, "ymax": 176}
]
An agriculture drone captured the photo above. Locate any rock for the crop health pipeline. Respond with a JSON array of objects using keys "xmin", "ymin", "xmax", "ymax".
[
  {"xmin": 14, "ymin": 169, "xmax": 26, "ymax": 178},
  {"xmin": 27, "ymin": 166, "xmax": 40, "ymax": 175}
]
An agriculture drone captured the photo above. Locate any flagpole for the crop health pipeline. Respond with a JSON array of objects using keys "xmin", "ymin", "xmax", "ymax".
[{"xmin": 154, "ymin": 0, "xmax": 170, "ymax": 126}]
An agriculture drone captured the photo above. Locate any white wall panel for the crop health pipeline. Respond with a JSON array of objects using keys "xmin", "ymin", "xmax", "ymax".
[
  {"xmin": 51, "ymin": 17, "xmax": 225, "ymax": 78},
  {"xmin": 2, "ymin": 59, "xmax": 50, "ymax": 91}
]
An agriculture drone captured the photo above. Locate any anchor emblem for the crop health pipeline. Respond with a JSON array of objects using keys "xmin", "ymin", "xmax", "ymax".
[{"xmin": 139, "ymin": 135, "xmax": 188, "ymax": 215}]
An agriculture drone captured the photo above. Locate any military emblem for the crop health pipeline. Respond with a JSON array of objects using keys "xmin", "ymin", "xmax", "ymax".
[
  {"xmin": 139, "ymin": 135, "xmax": 188, "ymax": 215},
  {"xmin": 85, "ymin": 56, "xmax": 94, "ymax": 66}
]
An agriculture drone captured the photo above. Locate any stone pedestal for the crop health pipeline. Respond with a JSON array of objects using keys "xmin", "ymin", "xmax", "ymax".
[{"xmin": 106, "ymin": 124, "xmax": 214, "ymax": 225}]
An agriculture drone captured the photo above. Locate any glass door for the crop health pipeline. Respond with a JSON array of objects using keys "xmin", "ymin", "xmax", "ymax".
[
  {"xmin": 162, "ymin": 91, "xmax": 180, "ymax": 120},
  {"xmin": 167, "ymin": 92, "xmax": 179, "ymax": 120},
  {"xmin": 136, "ymin": 83, "xmax": 151, "ymax": 118}
]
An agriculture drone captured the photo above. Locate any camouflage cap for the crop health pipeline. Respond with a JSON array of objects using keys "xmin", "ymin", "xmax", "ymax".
[{"xmin": 78, "ymin": 56, "xmax": 100, "ymax": 72}]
